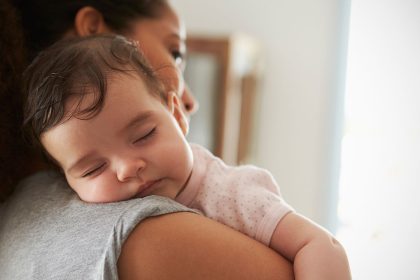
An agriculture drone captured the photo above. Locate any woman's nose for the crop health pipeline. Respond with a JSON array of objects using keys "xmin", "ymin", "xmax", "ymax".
[
  {"xmin": 116, "ymin": 158, "xmax": 146, "ymax": 182},
  {"xmin": 181, "ymin": 84, "xmax": 199, "ymax": 115}
]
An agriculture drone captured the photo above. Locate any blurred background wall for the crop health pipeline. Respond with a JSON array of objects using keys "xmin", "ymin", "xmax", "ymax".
[
  {"xmin": 172, "ymin": 0, "xmax": 350, "ymax": 231},
  {"xmin": 172, "ymin": 0, "xmax": 420, "ymax": 279}
]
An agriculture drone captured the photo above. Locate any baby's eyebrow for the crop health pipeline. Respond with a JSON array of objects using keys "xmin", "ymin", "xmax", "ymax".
[
  {"xmin": 120, "ymin": 111, "xmax": 154, "ymax": 134},
  {"xmin": 67, "ymin": 151, "xmax": 97, "ymax": 176}
]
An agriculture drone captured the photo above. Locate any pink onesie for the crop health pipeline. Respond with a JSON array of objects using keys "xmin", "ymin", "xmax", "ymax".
[{"xmin": 176, "ymin": 144, "xmax": 294, "ymax": 246}]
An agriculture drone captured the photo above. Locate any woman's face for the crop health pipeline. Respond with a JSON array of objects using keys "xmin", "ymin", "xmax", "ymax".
[{"xmin": 122, "ymin": 5, "xmax": 198, "ymax": 117}]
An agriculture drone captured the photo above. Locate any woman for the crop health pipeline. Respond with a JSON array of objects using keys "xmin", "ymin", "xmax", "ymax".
[{"xmin": 0, "ymin": 0, "xmax": 294, "ymax": 278}]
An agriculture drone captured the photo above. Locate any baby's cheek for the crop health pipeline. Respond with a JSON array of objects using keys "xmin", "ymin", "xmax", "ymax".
[
  {"xmin": 88, "ymin": 177, "xmax": 127, "ymax": 203},
  {"xmin": 77, "ymin": 182, "xmax": 105, "ymax": 203},
  {"xmin": 74, "ymin": 177, "xmax": 114, "ymax": 203},
  {"xmin": 66, "ymin": 177, "xmax": 91, "ymax": 201}
]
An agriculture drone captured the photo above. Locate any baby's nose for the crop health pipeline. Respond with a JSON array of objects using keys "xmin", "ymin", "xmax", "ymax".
[{"xmin": 116, "ymin": 158, "xmax": 145, "ymax": 182}]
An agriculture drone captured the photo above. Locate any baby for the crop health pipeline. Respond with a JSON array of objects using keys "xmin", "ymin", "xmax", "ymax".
[{"xmin": 24, "ymin": 35, "xmax": 351, "ymax": 279}]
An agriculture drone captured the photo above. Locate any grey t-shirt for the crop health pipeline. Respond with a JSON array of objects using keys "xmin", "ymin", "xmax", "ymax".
[{"xmin": 0, "ymin": 171, "xmax": 194, "ymax": 279}]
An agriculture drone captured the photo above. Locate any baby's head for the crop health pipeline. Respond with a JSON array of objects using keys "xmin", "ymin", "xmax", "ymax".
[{"xmin": 24, "ymin": 35, "xmax": 193, "ymax": 203}]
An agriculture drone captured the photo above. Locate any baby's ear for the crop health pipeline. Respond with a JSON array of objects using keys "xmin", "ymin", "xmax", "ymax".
[
  {"xmin": 74, "ymin": 6, "xmax": 110, "ymax": 36},
  {"xmin": 167, "ymin": 92, "xmax": 189, "ymax": 135}
]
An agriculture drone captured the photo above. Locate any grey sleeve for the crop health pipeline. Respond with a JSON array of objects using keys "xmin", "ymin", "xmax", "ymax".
[
  {"xmin": 97, "ymin": 196, "xmax": 194, "ymax": 280},
  {"xmin": 0, "ymin": 171, "xmax": 196, "ymax": 280}
]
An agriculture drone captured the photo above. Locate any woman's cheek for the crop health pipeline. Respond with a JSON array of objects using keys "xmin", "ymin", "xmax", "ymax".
[{"xmin": 157, "ymin": 66, "xmax": 181, "ymax": 93}]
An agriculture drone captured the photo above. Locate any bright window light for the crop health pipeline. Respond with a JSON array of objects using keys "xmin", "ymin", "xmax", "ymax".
[{"xmin": 336, "ymin": 1, "xmax": 420, "ymax": 279}]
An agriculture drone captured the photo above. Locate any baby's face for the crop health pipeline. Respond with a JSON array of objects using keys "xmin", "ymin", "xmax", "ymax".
[{"xmin": 41, "ymin": 74, "xmax": 193, "ymax": 203}]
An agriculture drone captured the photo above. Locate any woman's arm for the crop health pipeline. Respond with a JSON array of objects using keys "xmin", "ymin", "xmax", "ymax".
[{"xmin": 118, "ymin": 212, "xmax": 294, "ymax": 280}]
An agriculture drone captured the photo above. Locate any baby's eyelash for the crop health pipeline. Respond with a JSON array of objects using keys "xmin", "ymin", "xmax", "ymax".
[
  {"xmin": 134, "ymin": 127, "xmax": 156, "ymax": 144},
  {"xmin": 82, "ymin": 163, "xmax": 105, "ymax": 178}
]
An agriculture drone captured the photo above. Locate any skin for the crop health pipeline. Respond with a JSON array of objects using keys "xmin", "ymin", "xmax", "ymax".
[
  {"xmin": 41, "ymin": 72, "xmax": 351, "ymax": 279},
  {"xmin": 41, "ymin": 6, "xmax": 351, "ymax": 276},
  {"xmin": 69, "ymin": 4, "xmax": 198, "ymax": 117},
  {"xmin": 41, "ymin": 74, "xmax": 192, "ymax": 203},
  {"xmin": 51, "ymin": 3, "xmax": 295, "ymax": 279},
  {"xmin": 271, "ymin": 213, "xmax": 351, "ymax": 279},
  {"xmin": 118, "ymin": 212, "xmax": 295, "ymax": 280},
  {"xmin": 125, "ymin": 6, "xmax": 197, "ymax": 116}
]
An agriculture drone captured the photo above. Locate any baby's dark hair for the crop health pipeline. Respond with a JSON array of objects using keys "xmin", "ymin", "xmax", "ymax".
[{"xmin": 23, "ymin": 34, "xmax": 165, "ymax": 152}]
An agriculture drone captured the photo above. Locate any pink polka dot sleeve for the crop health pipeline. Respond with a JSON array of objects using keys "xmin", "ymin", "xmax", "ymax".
[{"xmin": 176, "ymin": 144, "xmax": 294, "ymax": 246}]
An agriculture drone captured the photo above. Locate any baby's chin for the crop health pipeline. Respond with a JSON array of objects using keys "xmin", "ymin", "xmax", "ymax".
[{"xmin": 134, "ymin": 178, "xmax": 173, "ymax": 199}]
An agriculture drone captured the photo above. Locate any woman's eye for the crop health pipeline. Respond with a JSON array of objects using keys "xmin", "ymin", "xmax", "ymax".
[
  {"xmin": 134, "ymin": 128, "xmax": 156, "ymax": 144},
  {"xmin": 171, "ymin": 50, "xmax": 184, "ymax": 65},
  {"xmin": 82, "ymin": 163, "xmax": 105, "ymax": 178}
]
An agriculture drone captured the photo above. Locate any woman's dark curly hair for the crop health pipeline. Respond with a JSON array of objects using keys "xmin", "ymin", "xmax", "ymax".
[
  {"xmin": 12, "ymin": 0, "xmax": 168, "ymax": 61},
  {"xmin": 0, "ymin": 0, "xmax": 169, "ymax": 200},
  {"xmin": 0, "ymin": 0, "xmax": 27, "ymax": 201}
]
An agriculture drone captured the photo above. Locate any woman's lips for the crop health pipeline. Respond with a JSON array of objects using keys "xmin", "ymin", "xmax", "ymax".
[{"xmin": 136, "ymin": 179, "xmax": 163, "ymax": 198}]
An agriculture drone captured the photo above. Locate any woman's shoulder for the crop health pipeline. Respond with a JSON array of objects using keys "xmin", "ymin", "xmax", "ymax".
[
  {"xmin": 12, "ymin": 170, "xmax": 74, "ymax": 203},
  {"xmin": 0, "ymin": 171, "xmax": 193, "ymax": 279}
]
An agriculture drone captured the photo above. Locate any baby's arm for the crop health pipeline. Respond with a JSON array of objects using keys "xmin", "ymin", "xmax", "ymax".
[{"xmin": 270, "ymin": 212, "xmax": 351, "ymax": 280}]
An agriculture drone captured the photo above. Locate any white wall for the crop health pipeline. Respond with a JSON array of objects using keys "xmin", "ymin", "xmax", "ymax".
[{"xmin": 172, "ymin": 0, "xmax": 350, "ymax": 229}]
